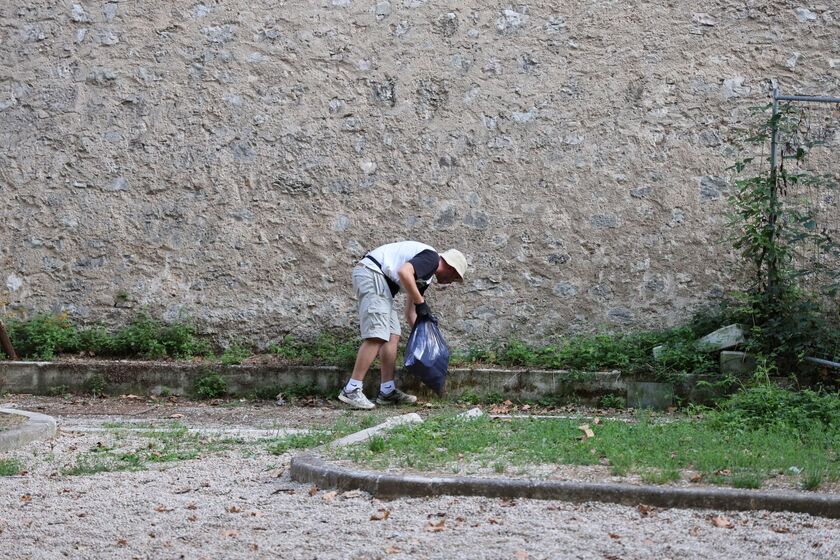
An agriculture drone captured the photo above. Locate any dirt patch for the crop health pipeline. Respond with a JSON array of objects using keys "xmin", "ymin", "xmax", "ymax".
[{"xmin": 0, "ymin": 411, "xmax": 26, "ymax": 431}]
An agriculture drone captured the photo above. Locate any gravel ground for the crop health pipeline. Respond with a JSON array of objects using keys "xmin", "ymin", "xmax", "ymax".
[{"xmin": 0, "ymin": 399, "xmax": 838, "ymax": 559}]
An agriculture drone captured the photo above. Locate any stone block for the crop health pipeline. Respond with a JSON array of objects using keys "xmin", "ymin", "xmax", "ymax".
[
  {"xmin": 696, "ymin": 324, "xmax": 746, "ymax": 351},
  {"xmin": 720, "ymin": 351, "xmax": 757, "ymax": 377},
  {"xmin": 626, "ymin": 381, "xmax": 673, "ymax": 410},
  {"xmin": 329, "ymin": 413, "xmax": 423, "ymax": 448}
]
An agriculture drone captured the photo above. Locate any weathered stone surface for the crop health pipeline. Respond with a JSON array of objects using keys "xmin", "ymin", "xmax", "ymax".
[
  {"xmin": 329, "ymin": 413, "xmax": 423, "ymax": 448},
  {"xmin": 0, "ymin": 1, "xmax": 837, "ymax": 348},
  {"xmin": 697, "ymin": 324, "xmax": 746, "ymax": 351},
  {"xmin": 720, "ymin": 351, "xmax": 757, "ymax": 377}
]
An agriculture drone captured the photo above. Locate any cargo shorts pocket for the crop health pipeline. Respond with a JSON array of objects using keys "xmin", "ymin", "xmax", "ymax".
[{"xmin": 359, "ymin": 295, "xmax": 393, "ymax": 340}]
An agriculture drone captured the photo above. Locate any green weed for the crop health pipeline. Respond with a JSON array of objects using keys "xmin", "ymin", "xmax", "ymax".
[
  {"xmin": 0, "ymin": 458, "xmax": 22, "ymax": 476},
  {"xmin": 194, "ymin": 370, "xmax": 227, "ymax": 399},
  {"xmin": 220, "ymin": 342, "xmax": 251, "ymax": 366}
]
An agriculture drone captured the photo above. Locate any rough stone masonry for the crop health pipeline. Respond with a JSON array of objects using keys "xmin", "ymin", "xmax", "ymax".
[{"xmin": 0, "ymin": 1, "xmax": 838, "ymax": 347}]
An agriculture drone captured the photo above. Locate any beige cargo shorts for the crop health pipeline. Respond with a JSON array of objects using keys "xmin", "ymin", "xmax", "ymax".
[{"xmin": 352, "ymin": 265, "xmax": 401, "ymax": 341}]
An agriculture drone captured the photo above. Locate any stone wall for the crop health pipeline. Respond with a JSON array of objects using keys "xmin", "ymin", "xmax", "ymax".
[{"xmin": 1, "ymin": 1, "xmax": 838, "ymax": 347}]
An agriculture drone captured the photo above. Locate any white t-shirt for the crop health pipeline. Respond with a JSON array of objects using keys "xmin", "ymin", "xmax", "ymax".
[{"xmin": 363, "ymin": 241, "xmax": 439, "ymax": 291}]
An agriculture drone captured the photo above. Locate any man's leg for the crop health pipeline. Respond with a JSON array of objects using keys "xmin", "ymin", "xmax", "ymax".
[
  {"xmin": 378, "ymin": 334, "xmax": 399, "ymax": 383},
  {"xmin": 376, "ymin": 334, "xmax": 417, "ymax": 405},
  {"xmin": 352, "ymin": 338, "xmax": 386, "ymax": 381}
]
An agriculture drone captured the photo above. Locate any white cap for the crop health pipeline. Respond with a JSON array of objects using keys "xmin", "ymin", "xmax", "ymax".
[{"xmin": 441, "ymin": 249, "xmax": 467, "ymax": 280}]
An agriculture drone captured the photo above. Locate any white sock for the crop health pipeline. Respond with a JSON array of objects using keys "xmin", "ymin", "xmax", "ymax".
[
  {"xmin": 344, "ymin": 379, "xmax": 363, "ymax": 393},
  {"xmin": 380, "ymin": 381, "xmax": 395, "ymax": 394}
]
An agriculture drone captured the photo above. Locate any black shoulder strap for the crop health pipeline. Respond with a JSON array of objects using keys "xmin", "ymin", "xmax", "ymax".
[{"xmin": 364, "ymin": 255, "xmax": 401, "ymax": 297}]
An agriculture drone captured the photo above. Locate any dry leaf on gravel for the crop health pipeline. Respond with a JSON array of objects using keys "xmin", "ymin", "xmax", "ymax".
[
  {"xmin": 772, "ymin": 527, "xmax": 791, "ymax": 534},
  {"xmin": 186, "ymin": 502, "xmax": 197, "ymax": 510},
  {"xmin": 608, "ymin": 533, "xmax": 621, "ymax": 539},
  {"xmin": 500, "ymin": 499, "xmax": 517, "ymax": 507},
  {"xmin": 116, "ymin": 539, "xmax": 128, "ymax": 547},
  {"xmin": 187, "ymin": 515, "xmax": 198, "ymax": 522},
  {"xmin": 322, "ymin": 491, "xmax": 338, "ymax": 502},
  {"xmin": 308, "ymin": 485, "xmax": 319, "ymax": 497},
  {"xmin": 593, "ymin": 417, "xmax": 602, "ymax": 425},
  {"xmin": 20, "ymin": 494, "xmax": 32, "ymax": 503},
  {"xmin": 711, "ymin": 515, "xmax": 734, "ymax": 529},
  {"xmin": 169, "ymin": 413, "xmax": 184, "ymax": 419},
  {"xmin": 154, "ymin": 505, "xmax": 173, "ymax": 513},
  {"xmin": 249, "ymin": 544, "xmax": 259, "ymax": 552},
  {"xmin": 341, "ymin": 490, "xmax": 363, "ymax": 499},
  {"xmin": 223, "ymin": 529, "xmax": 239, "ymax": 538},
  {"xmin": 488, "ymin": 518, "xmax": 500, "ymax": 525},
  {"xmin": 227, "ymin": 505, "xmax": 242, "ymax": 513},
  {"xmin": 385, "ymin": 546, "xmax": 401, "ymax": 554},
  {"xmin": 120, "ymin": 394, "xmax": 142, "ymax": 400},
  {"xmin": 425, "ymin": 519, "xmax": 446, "ymax": 532},
  {"xmin": 689, "ymin": 473, "xmax": 703, "ymax": 483},
  {"xmin": 370, "ymin": 509, "xmax": 391, "ymax": 521},
  {"xmin": 637, "ymin": 504, "xmax": 654, "ymax": 517},
  {"xmin": 515, "ymin": 551, "xmax": 529, "ymax": 560}
]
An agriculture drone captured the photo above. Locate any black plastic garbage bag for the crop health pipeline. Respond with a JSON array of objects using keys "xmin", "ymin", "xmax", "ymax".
[{"xmin": 403, "ymin": 317, "xmax": 450, "ymax": 395}]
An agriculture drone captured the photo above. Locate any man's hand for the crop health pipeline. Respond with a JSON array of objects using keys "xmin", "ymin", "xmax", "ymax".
[{"xmin": 415, "ymin": 301, "xmax": 433, "ymax": 321}]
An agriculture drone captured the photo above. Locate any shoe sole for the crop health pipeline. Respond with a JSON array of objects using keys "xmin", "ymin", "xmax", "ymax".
[
  {"xmin": 338, "ymin": 393, "xmax": 375, "ymax": 410},
  {"xmin": 376, "ymin": 396, "xmax": 418, "ymax": 406}
]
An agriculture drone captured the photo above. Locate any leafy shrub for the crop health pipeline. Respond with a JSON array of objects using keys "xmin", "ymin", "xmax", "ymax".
[
  {"xmin": 269, "ymin": 332, "xmax": 356, "ymax": 367},
  {"xmin": 194, "ymin": 370, "xmax": 227, "ymax": 399},
  {"xmin": 6, "ymin": 313, "xmax": 80, "ymax": 360},
  {"xmin": 220, "ymin": 342, "xmax": 251, "ymax": 366},
  {"xmin": 710, "ymin": 385, "xmax": 840, "ymax": 433}
]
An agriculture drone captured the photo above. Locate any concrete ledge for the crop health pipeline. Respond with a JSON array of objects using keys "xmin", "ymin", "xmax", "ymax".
[
  {"xmin": 0, "ymin": 407, "xmax": 58, "ymax": 452},
  {"xmin": 0, "ymin": 360, "xmax": 628, "ymax": 402},
  {"xmin": 0, "ymin": 360, "xmax": 733, "ymax": 403},
  {"xmin": 290, "ymin": 454, "xmax": 840, "ymax": 519}
]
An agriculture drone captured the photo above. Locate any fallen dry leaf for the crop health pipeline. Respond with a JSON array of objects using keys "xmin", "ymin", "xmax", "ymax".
[
  {"xmin": 689, "ymin": 526, "xmax": 700, "ymax": 536},
  {"xmin": 154, "ymin": 505, "xmax": 173, "ymax": 513},
  {"xmin": 714, "ymin": 468, "xmax": 732, "ymax": 476},
  {"xmin": 425, "ymin": 519, "xmax": 446, "ymax": 532},
  {"xmin": 385, "ymin": 545, "xmax": 401, "ymax": 554},
  {"xmin": 608, "ymin": 533, "xmax": 621, "ymax": 539},
  {"xmin": 515, "ymin": 551, "xmax": 528, "ymax": 560},
  {"xmin": 308, "ymin": 485, "xmax": 319, "ymax": 497},
  {"xmin": 227, "ymin": 505, "xmax": 242, "ymax": 513},
  {"xmin": 711, "ymin": 515, "xmax": 734, "ymax": 529},
  {"xmin": 223, "ymin": 529, "xmax": 239, "ymax": 538},
  {"xmin": 341, "ymin": 490, "xmax": 362, "ymax": 499},
  {"xmin": 169, "ymin": 413, "xmax": 184, "ymax": 419},
  {"xmin": 116, "ymin": 538, "xmax": 128, "ymax": 547},
  {"xmin": 689, "ymin": 473, "xmax": 703, "ymax": 483},
  {"xmin": 322, "ymin": 491, "xmax": 338, "ymax": 503},
  {"xmin": 20, "ymin": 494, "xmax": 32, "ymax": 503},
  {"xmin": 370, "ymin": 509, "xmax": 391, "ymax": 521},
  {"xmin": 772, "ymin": 526, "xmax": 791, "ymax": 534},
  {"xmin": 500, "ymin": 498, "xmax": 517, "ymax": 507},
  {"xmin": 488, "ymin": 518, "xmax": 500, "ymax": 525},
  {"xmin": 187, "ymin": 515, "xmax": 198, "ymax": 522},
  {"xmin": 120, "ymin": 394, "xmax": 142, "ymax": 400},
  {"xmin": 593, "ymin": 417, "xmax": 602, "ymax": 425},
  {"xmin": 637, "ymin": 504, "xmax": 655, "ymax": 517},
  {"xmin": 186, "ymin": 502, "xmax": 197, "ymax": 510},
  {"xmin": 249, "ymin": 543, "xmax": 259, "ymax": 552},
  {"xmin": 578, "ymin": 424, "xmax": 595, "ymax": 440}
]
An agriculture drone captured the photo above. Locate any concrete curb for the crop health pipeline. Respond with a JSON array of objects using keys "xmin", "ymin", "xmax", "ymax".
[
  {"xmin": 290, "ymin": 454, "xmax": 840, "ymax": 519},
  {"xmin": 0, "ymin": 407, "xmax": 58, "ymax": 452}
]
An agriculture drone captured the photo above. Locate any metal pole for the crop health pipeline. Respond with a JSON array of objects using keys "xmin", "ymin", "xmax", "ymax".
[
  {"xmin": 767, "ymin": 86, "xmax": 780, "ymax": 297},
  {"xmin": 775, "ymin": 94, "xmax": 840, "ymax": 103}
]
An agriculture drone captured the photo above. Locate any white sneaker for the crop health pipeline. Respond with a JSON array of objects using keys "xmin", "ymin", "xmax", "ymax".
[{"xmin": 338, "ymin": 387, "xmax": 375, "ymax": 410}]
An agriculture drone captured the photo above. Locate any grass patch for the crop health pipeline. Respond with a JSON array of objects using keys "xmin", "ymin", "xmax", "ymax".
[
  {"xmin": 265, "ymin": 413, "xmax": 383, "ymax": 455},
  {"xmin": 0, "ymin": 458, "xmax": 22, "ymax": 476},
  {"xmin": 335, "ymin": 404, "xmax": 839, "ymax": 489},
  {"xmin": 62, "ymin": 423, "xmax": 240, "ymax": 476}
]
